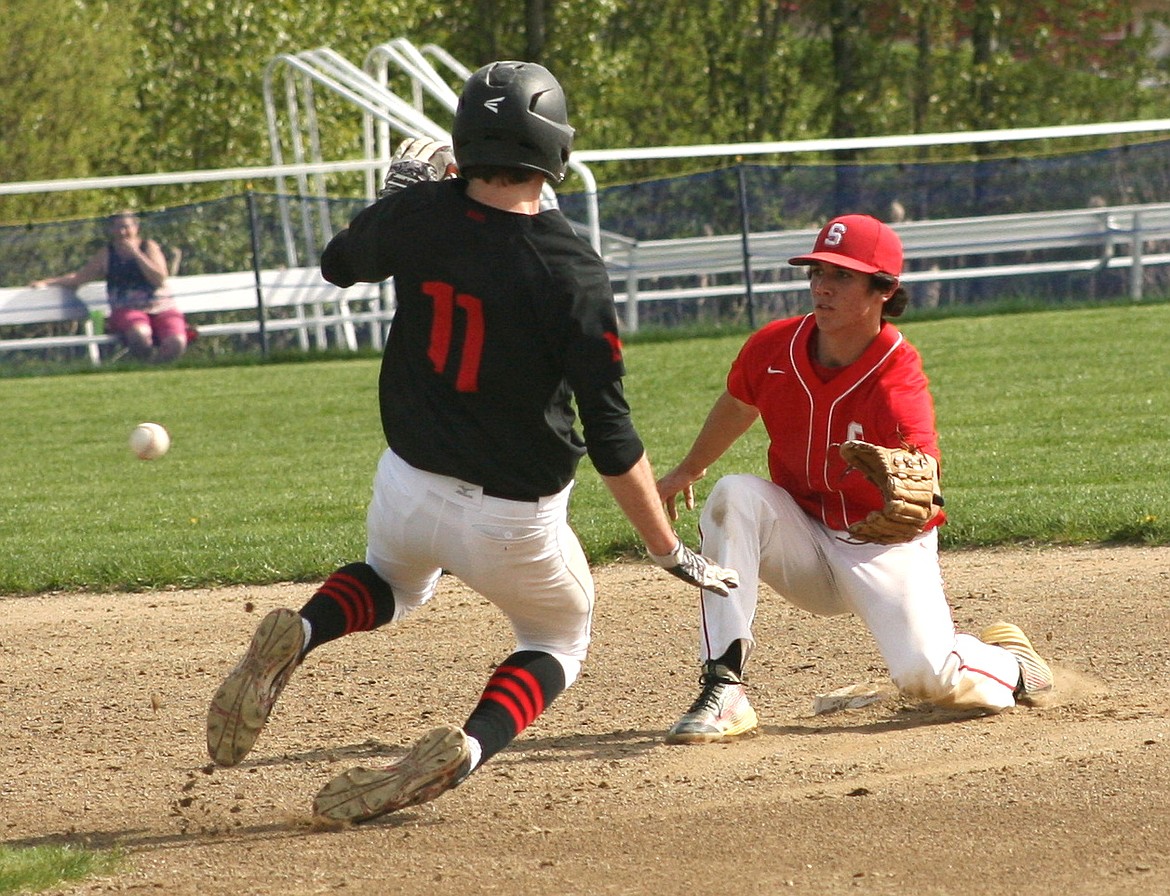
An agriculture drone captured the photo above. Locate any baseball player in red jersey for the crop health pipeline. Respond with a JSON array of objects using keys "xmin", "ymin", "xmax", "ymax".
[
  {"xmin": 657, "ymin": 214, "xmax": 1053, "ymax": 744},
  {"xmin": 205, "ymin": 61, "xmax": 737, "ymax": 822}
]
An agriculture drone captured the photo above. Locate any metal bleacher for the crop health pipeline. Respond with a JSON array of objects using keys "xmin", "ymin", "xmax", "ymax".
[
  {"xmin": 262, "ymin": 38, "xmax": 603, "ymax": 260},
  {"xmin": 260, "ymin": 38, "xmax": 1170, "ymax": 332},
  {"xmin": 601, "ymin": 203, "xmax": 1170, "ymax": 330}
]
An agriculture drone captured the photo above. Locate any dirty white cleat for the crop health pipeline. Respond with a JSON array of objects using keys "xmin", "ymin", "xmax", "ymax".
[
  {"xmin": 979, "ymin": 621, "xmax": 1054, "ymax": 706},
  {"xmin": 312, "ymin": 724, "xmax": 472, "ymax": 824},
  {"xmin": 207, "ymin": 608, "xmax": 304, "ymax": 766},
  {"xmin": 666, "ymin": 661, "xmax": 759, "ymax": 744}
]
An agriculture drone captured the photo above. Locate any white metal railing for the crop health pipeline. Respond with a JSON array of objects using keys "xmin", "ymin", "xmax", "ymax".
[
  {"xmin": 0, "ymin": 268, "xmax": 389, "ymax": 365},
  {"xmin": 6, "ymin": 201, "xmax": 1164, "ymax": 364},
  {"xmin": 6, "ymin": 37, "xmax": 1170, "ymax": 342},
  {"xmin": 262, "ymin": 41, "xmax": 602, "ymax": 252},
  {"xmin": 605, "ymin": 203, "xmax": 1170, "ymax": 331}
]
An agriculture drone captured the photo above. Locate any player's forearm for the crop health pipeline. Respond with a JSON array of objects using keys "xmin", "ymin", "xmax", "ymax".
[
  {"xmin": 321, "ymin": 201, "xmax": 401, "ymax": 286},
  {"xmin": 320, "ymin": 233, "xmax": 358, "ymax": 287},
  {"xmin": 676, "ymin": 390, "xmax": 758, "ymax": 477},
  {"xmin": 601, "ymin": 452, "xmax": 679, "ymax": 557}
]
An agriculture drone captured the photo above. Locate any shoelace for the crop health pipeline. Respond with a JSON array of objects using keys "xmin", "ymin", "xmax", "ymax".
[{"xmin": 686, "ymin": 672, "xmax": 739, "ymax": 714}]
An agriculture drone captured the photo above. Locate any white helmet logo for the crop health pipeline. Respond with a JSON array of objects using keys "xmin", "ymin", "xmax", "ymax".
[
  {"xmin": 484, "ymin": 96, "xmax": 504, "ymax": 113},
  {"xmin": 824, "ymin": 222, "xmax": 848, "ymax": 247}
]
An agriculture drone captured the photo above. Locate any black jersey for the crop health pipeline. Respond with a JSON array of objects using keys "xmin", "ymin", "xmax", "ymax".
[{"xmin": 321, "ymin": 179, "xmax": 644, "ymax": 500}]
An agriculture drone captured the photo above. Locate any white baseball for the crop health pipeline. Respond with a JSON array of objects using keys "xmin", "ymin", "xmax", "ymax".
[{"xmin": 129, "ymin": 422, "xmax": 170, "ymax": 460}]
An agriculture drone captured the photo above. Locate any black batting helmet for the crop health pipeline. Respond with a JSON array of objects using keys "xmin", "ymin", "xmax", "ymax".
[{"xmin": 452, "ymin": 61, "xmax": 575, "ymax": 183}]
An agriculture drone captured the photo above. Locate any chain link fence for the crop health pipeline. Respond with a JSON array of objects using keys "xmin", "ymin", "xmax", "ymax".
[{"xmin": 4, "ymin": 137, "xmax": 1170, "ymax": 365}]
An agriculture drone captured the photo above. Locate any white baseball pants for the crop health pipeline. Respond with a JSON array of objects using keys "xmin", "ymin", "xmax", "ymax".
[
  {"xmin": 696, "ymin": 474, "xmax": 1022, "ymax": 712},
  {"xmin": 363, "ymin": 449, "xmax": 594, "ymax": 686}
]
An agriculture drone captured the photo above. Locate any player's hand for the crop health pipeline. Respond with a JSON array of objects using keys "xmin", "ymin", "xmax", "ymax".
[
  {"xmin": 648, "ymin": 539, "xmax": 739, "ymax": 597},
  {"xmin": 378, "ymin": 137, "xmax": 457, "ymax": 198},
  {"xmin": 656, "ymin": 467, "xmax": 702, "ymax": 522}
]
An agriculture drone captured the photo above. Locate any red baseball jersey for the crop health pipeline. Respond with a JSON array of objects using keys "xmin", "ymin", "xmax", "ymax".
[{"xmin": 727, "ymin": 313, "xmax": 944, "ymax": 532}]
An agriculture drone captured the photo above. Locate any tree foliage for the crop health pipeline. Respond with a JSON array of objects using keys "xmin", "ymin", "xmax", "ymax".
[
  {"xmin": 2, "ymin": 0, "xmax": 1169, "ymax": 224},
  {"xmin": 127, "ymin": 0, "xmax": 436, "ymax": 204},
  {"xmin": 0, "ymin": 0, "xmax": 137, "ymax": 221}
]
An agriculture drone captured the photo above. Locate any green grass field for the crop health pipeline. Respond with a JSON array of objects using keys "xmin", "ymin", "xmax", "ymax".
[
  {"xmin": 2, "ymin": 303, "xmax": 1168, "ymax": 596},
  {"xmin": 0, "ymin": 845, "xmax": 121, "ymax": 895}
]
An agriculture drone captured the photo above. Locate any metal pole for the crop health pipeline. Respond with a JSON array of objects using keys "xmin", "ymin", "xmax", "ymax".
[
  {"xmin": 737, "ymin": 165, "xmax": 757, "ymax": 329},
  {"xmin": 247, "ymin": 191, "xmax": 270, "ymax": 356},
  {"xmin": 625, "ymin": 258, "xmax": 639, "ymax": 335},
  {"xmin": 1130, "ymin": 209, "xmax": 1144, "ymax": 301}
]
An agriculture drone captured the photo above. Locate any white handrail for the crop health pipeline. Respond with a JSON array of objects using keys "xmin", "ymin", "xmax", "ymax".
[{"xmin": 571, "ymin": 117, "xmax": 1170, "ymax": 163}]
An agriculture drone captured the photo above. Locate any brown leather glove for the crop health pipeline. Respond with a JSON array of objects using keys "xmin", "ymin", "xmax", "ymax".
[{"xmin": 840, "ymin": 440, "xmax": 942, "ymax": 544}]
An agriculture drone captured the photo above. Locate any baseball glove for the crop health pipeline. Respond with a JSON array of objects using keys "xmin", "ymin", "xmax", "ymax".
[
  {"xmin": 378, "ymin": 137, "xmax": 457, "ymax": 198},
  {"xmin": 839, "ymin": 440, "xmax": 942, "ymax": 545}
]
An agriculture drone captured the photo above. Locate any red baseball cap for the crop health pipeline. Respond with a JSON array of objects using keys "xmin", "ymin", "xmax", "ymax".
[{"xmin": 788, "ymin": 214, "xmax": 903, "ymax": 277}]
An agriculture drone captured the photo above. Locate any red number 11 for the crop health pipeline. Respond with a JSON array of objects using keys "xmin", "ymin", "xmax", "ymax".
[{"xmin": 422, "ymin": 281, "xmax": 484, "ymax": 393}]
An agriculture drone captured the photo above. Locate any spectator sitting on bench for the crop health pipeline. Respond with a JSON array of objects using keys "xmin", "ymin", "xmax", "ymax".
[{"xmin": 31, "ymin": 210, "xmax": 188, "ymax": 362}]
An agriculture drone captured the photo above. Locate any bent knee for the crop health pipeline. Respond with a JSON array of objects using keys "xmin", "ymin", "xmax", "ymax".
[
  {"xmin": 702, "ymin": 474, "xmax": 765, "ymax": 526},
  {"xmin": 891, "ymin": 659, "xmax": 958, "ymax": 703},
  {"xmin": 708, "ymin": 474, "xmax": 760, "ymax": 502}
]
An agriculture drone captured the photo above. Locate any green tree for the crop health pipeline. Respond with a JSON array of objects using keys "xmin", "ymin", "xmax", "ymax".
[
  {"xmin": 128, "ymin": 0, "xmax": 437, "ymax": 206},
  {"xmin": 926, "ymin": 1, "xmax": 1166, "ymax": 212},
  {"xmin": 4, "ymin": 0, "xmax": 1170, "ymax": 225},
  {"xmin": 578, "ymin": 0, "xmax": 818, "ymax": 187},
  {"xmin": 0, "ymin": 0, "xmax": 137, "ymax": 222}
]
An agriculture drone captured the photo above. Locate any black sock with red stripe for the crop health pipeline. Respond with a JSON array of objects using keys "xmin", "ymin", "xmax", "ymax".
[
  {"xmin": 297, "ymin": 562, "xmax": 395, "ymax": 654},
  {"xmin": 462, "ymin": 650, "xmax": 566, "ymax": 768}
]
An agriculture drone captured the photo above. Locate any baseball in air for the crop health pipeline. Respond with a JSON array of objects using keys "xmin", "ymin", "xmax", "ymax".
[{"xmin": 129, "ymin": 422, "xmax": 170, "ymax": 460}]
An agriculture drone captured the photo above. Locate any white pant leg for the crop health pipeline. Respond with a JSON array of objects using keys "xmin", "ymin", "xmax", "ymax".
[
  {"xmin": 698, "ymin": 474, "xmax": 1020, "ymax": 711},
  {"xmin": 825, "ymin": 533, "xmax": 1019, "ymax": 711},
  {"xmin": 696, "ymin": 474, "xmax": 847, "ymax": 661},
  {"xmin": 364, "ymin": 451, "xmax": 446, "ymax": 615},
  {"xmin": 365, "ymin": 450, "xmax": 593, "ymax": 686}
]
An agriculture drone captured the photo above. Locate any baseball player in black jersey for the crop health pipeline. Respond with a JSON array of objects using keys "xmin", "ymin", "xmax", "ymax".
[{"xmin": 206, "ymin": 60, "xmax": 738, "ymax": 824}]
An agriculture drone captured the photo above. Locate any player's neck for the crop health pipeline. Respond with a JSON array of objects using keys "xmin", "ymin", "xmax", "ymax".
[
  {"xmin": 813, "ymin": 324, "xmax": 881, "ymax": 368},
  {"xmin": 466, "ymin": 178, "xmax": 544, "ymax": 215}
]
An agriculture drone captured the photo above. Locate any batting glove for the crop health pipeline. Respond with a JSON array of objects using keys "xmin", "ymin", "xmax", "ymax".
[
  {"xmin": 378, "ymin": 137, "xmax": 457, "ymax": 198},
  {"xmin": 648, "ymin": 539, "xmax": 739, "ymax": 597}
]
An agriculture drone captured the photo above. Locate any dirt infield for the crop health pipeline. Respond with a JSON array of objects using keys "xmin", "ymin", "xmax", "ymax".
[{"xmin": 3, "ymin": 544, "xmax": 1169, "ymax": 896}]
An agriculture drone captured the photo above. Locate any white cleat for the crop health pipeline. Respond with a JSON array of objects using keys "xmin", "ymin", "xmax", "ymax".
[
  {"xmin": 666, "ymin": 662, "xmax": 759, "ymax": 744},
  {"xmin": 312, "ymin": 724, "xmax": 472, "ymax": 824},
  {"xmin": 980, "ymin": 621, "xmax": 1054, "ymax": 706},
  {"xmin": 207, "ymin": 608, "xmax": 304, "ymax": 766}
]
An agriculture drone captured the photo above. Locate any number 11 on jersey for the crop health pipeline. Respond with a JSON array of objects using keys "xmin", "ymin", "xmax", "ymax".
[{"xmin": 423, "ymin": 280, "xmax": 484, "ymax": 393}]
